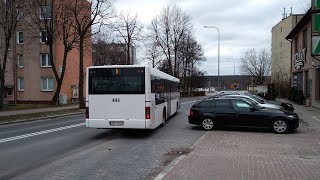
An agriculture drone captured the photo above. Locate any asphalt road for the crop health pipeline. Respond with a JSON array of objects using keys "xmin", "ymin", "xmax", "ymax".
[{"xmin": 0, "ymin": 97, "xmax": 205, "ymax": 180}]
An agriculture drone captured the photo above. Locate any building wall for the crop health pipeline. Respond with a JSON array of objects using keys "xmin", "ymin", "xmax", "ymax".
[
  {"xmin": 290, "ymin": 20, "xmax": 320, "ymax": 108},
  {"xmin": 271, "ymin": 15, "xmax": 303, "ymax": 85},
  {"xmin": 1, "ymin": 0, "xmax": 92, "ymax": 104}
]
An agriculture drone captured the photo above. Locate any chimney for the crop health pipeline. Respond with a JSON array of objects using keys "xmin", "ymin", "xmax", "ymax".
[
  {"xmin": 290, "ymin": 7, "xmax": 293, "ymax": 15},
  {"xmin": 283, "ymin": 8, "xmax": 286, "ymax": 19}
]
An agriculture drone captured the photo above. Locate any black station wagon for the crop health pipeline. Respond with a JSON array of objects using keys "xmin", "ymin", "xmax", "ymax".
[{"xmin": 188, "ymin": 98, "xmax": 299, "ymax": 134}]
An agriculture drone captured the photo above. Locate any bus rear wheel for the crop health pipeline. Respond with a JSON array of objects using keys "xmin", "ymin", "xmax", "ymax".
[{"xmin": 160, "ymin": 109, "xmax": 166, "ymax": 127}]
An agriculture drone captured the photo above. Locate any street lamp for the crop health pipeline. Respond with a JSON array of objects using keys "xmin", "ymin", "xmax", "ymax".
[{"xmin": 204, "ymin": 25, "xmax": 220, "ymax": 91}]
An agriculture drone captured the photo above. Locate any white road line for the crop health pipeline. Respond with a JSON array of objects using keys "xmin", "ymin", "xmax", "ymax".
[
  {"xmin": 0, "ymin": 123, "xmax": 85, "ymax": 144},
  {"xmin": 312, "ymin": 116, "xmax": 320, "ymax": 122}
]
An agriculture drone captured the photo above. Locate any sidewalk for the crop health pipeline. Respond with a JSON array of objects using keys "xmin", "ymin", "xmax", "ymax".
[
  {"xmin": 160, "ymin": 99, "xmax": 320, "ymax": 180},
  {"xmin": 0, "ymin": 105, "xmax": 80, "ymax": 117}
]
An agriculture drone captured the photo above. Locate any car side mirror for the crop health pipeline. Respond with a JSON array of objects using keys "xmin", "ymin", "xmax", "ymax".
[{"xmin": 250, "ymin": 107, "xmax": 256, "ymax": 111}]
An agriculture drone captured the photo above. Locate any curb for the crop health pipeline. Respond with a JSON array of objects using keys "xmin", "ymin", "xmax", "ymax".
[
  {"xmin": 153, "ymin": 131, "xmax": 209, "ymax": 180},
  {"xmin": 154, "ymin": 155, "xmax": 186, "ymax": 180},
  {"xmin": 0, "ymin": 112, "xmax": 85, "ymax": 125}
]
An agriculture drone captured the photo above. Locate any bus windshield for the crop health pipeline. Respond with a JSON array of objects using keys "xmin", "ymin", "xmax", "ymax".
[{"xmin": 89, "ymin": 67, "xmax": 145, "ymax": 94}]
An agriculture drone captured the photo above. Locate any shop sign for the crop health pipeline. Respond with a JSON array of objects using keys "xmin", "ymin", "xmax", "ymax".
[{"xmin": 293, "ymin": 48, "xmax": 306, "ymax": 70}]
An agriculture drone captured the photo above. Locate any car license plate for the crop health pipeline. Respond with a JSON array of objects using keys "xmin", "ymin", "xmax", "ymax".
[{"xmin": 110, "ymin": 121, "xmax": 124, "ymax": 126}]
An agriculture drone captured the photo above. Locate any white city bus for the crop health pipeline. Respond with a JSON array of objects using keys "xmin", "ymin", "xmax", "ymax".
[{"xmin": 85, "ymin": 65, "xmax": 180, "ymax": 129}]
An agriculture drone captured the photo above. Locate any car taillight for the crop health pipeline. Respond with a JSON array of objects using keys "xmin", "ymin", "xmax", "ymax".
[
  {"xmin": 145, "ymin": 107, "xmax": 150, "ymax": 119},
  {"xmin": 189, "ymin": 109, "xmax": 194, "ymax": 116},
  {"xmin": 86, "ymin": 107, "xmax": 89, "ymax": 119}
]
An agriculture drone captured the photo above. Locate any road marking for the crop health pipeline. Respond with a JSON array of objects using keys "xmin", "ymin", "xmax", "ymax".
[
  {"xmin": 181, "ymin": 100, "xmax": 200, "ymax": 105},
  {"xmin": 0, "ymin": 123, "xmax": 85, "ymax": 144},
  {"xmin": 154, "ymin": 155, "xmax": 186, "ymax": 180},
  {"xmin": 312, "ymin": 116, "xmax": 320, "ymax": 122}
]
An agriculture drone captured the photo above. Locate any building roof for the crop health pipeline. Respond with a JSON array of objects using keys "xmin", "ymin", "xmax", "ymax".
[
  {"xmin": 271, "ymin": 14, "xmax": 304, "ymax": 31},
  {"xmin": 286, "ymin": 8, "xmax": 311, "ymax": 40}
]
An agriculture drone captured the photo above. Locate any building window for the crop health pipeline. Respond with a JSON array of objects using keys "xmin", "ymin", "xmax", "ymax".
[
  {"xmin": 40, "ymin": 5, "xmax": 51, "ymax": 20},
  {"xmin": 40, "ymin": 31, "xmax": 47, "ymax": 43},
  {"xmin": 41, "ymin": 77, "xmax": 54, "ymax": 91},
  {"xmin": 280, "ymin": 27, "xmax": 282, "ymax": 33},
  {"xmin": 16, "ymin": 7, "xmax": 23, "ymax": 21},
  {"xmin": 7, "ymin": 88, "xmax": 13, "ymax": 96},
  {"xmin": 40, "ymin": 53, "xmax": 51, "ymax": 67},
  {"xmin": 17, "ymin": 31, "xmax": 23, "ymax": 44},
  {"xmin": 303, "ymin": 28, "xmax": 307, "ymax": 50},
  {"xmin": 280, "ymin": 42, "xmax": 282, "ymax": 47},
  {"xmin": 18, "ymin": 77, "xmax": 24, "ymax": 91},
  {"xmin": 17, "ymin": 54, "xmax": 24, "ymax": 67}
]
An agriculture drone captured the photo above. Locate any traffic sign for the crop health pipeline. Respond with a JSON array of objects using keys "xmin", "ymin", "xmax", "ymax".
[{"xmin": 312, "ymin": 36, "xmax": 320, "ymax": 55}]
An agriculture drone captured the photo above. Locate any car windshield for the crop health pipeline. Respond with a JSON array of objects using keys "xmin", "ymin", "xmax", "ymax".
[
  {"xmin": 241, "ymin": 97, "xmax": 262, "ymax": 109},
  {"xmin": 248, "ymin": 95, "xmax": 267, "ymax": 104}
]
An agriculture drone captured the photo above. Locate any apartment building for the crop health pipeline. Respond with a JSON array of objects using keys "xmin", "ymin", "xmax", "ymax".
[
  {"xmin": 271, "ymin": 13, "xmax": 303, "ymax": 92},
  {"xmin": 1, "ymin": 0, "xmax": 92, "ymax": 104}
]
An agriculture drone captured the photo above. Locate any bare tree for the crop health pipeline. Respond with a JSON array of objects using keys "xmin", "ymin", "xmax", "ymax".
[
  {"xmin": 150, "ymin": 7, "xmax": 173, "ymax": 75},
  {"xmin": 170, "ymin": 6, "xmax": 192, "ymax": 77},
  {"xmin": 0, "ymin": 0, "xmax": 26, "ymax": 108},
  {"xmin": 53, "ymin": 1, "xmax": 79, "ymax": 104},
  {"xmin": 240, "ymin": 49, "xmax": 271, "ymax": 85},
  {"xmin": 69, "ymin": 0, "xmax": 114, "ymax": 108},
  {"xmin": 113, "ymin": 12, "xmax": 142, "ymax": 64},
  {"xmin": 149, "ymin": 5, "xmax": 192, "ymax": 77},
  {"xmin": 27, "ymin": 0, "xmax": 79, "ymax": 104}
]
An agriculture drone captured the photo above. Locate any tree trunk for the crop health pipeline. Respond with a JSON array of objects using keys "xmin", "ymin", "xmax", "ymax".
[
  {"xmin": 127, "ymin": 42, "xmax": 130, "ymax": 64},
  {"xmin": 0, "ymin": 70, "xmax": 4, "ymax": 109},
  {"xmin": 51, "ymin": 45, "xmax": 68, "ymax": 104},
  {"xmin": 79, "ymin": 37, "xmax": 85, "ymax": 109},
  {"xmin": 49, "ymin": 43, "xmax": 59, "ymax": 104}
]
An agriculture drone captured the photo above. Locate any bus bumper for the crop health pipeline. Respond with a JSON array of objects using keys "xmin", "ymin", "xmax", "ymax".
[{"xmin": 86, "ymin": 119, "xmax": 151, "ymax": 129}]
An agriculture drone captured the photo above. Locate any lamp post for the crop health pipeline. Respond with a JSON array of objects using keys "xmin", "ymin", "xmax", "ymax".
[{"xmin": 204, "ymin": 25, "xmax": 220, "ymax": 91}]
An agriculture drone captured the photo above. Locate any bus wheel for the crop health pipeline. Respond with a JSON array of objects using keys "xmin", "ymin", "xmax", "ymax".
[{"xmin": 160, "ymin": 109, "xmax": 166, "ymax": 127}]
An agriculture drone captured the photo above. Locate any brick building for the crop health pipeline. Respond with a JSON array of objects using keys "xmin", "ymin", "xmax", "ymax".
[
  {"xmin": 0, "ymin": 0, "xmax": 92, "ymax": 104},
  {"xmin": 286, "ymin": 8, "xmax": 320, "ymax": 107}
]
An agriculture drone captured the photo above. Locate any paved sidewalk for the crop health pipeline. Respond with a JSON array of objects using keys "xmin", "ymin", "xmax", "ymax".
[
  {"xmin": 0, "ymin": 105, "xmax": 79, "ymax": 117},
  {"xmin": 161, "ymin": 99, "xmax": 320, "ymax": 180}
]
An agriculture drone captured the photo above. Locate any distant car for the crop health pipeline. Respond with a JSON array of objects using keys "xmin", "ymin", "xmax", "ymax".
[
  {"xmin": 188, "ymin": 98, "xmax": 299, "ymax": 134},
  {"xmin": 220, "ymin": 95, "xmax": 284, "ymax": 111},
  {"xmin": 247, "ymin": 94, "xmax": 294, "ymax": 112}
]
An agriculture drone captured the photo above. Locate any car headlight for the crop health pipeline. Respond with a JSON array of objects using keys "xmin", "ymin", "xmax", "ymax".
[{"xmin": 288, "ymin": 115, "xmax": 297, "ymax": 119}]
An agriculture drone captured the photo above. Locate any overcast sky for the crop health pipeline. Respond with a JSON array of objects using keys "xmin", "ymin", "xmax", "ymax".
[{"xmin": 114, "ymin": 0, "xmax": 309, "ymax": 76}]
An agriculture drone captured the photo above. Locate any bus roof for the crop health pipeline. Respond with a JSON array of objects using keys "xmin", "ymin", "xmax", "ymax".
[{"xmin": 87, "ymin": 65, "xmax": 180, "ymax": 83}]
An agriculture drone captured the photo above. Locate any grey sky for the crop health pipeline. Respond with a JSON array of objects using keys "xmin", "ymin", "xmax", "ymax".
[{"xmin": 114, "ymin": 0, "xmax": 309, "ymax": 75}]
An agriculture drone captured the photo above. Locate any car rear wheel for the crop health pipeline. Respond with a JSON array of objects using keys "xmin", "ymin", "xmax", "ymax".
[
  {"xmin": 202, "ymin": 118, "xmax": 214, "ymax": 131},
  {"xmin": 272, "ymin": 119, "xmax": 289, "ymax": 134}
]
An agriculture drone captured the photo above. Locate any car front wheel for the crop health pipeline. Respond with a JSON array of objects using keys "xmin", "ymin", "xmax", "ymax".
[
  {"xmin": 272, "ymin": 119, "xmax": 290, "ymax": 134},
  {"xmin": 202, "ymin": 118, "xmax": 214, "ymax": 131}
]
